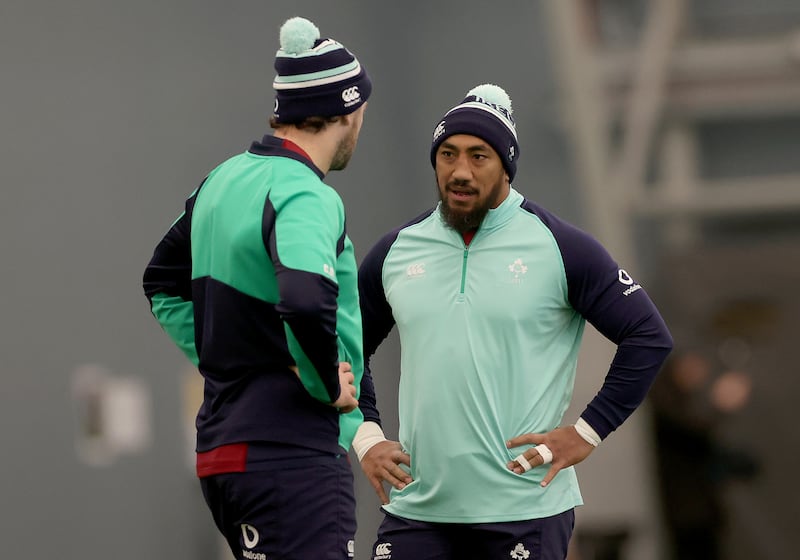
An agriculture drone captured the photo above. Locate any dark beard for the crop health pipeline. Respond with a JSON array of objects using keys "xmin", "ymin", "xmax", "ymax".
[
  {"xmin": 439, "ymin": 196, "xmax": 490, "ymax": 234},
  {"xmin": 330, "ymin": 126, "xmax": 357, "ymax": 171}
]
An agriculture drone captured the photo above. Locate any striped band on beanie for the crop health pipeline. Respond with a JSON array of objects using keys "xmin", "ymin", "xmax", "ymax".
[
  {"xmin": 430, "ymin": 84, "xmax": 520, "ymax": 181},
  {"xmin": 272, "ymin": 17, "xmax": 372, "ymax": 124}
]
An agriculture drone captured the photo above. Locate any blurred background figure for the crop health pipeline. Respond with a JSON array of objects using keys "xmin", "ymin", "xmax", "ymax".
[{"xmin": 649, "ymin": 351, "xmax": 758, "ymax": 560}]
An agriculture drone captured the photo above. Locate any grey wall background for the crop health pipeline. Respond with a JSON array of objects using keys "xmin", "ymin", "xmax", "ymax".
[
  {"xmin": 1, "ymin": 3, "xmax": 579, "ymax": 558},
  {"xmin": 3, "ymin": 1, "xmax": 797, "ymax": 559}
]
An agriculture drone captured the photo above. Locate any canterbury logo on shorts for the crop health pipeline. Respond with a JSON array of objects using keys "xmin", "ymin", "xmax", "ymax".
[{"xmin": 374, "ymin": 542, "xmax": 392, "ymax": 559}]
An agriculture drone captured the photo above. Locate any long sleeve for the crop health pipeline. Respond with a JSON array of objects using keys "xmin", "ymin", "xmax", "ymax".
[
  {"xmin": 356, "ymin": 229, "xmax": 404, "ymax": 426},
  {"xmin": 529, "ymin": 201, "xmax": 674, "ymax": 439},
  {"xmin": 143, "ymin": 188, "xmax": 202, "ymax": 365},
  {"xmin": 267, "ymin": 186, "xmax": 346, "ymax": 403}
]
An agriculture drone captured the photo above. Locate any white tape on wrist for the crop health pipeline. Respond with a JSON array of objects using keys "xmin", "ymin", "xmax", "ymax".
[
  {"xmin": 574, "ymin": 417, "xmax": 601, "ymax": 447},
  {"xmin": 352, "ymin": 421, "xmax": 387, "ymax": 462},
  {"xmin": 536, "ymin": 444, "xmax": 553, "ymax": 465},
  {"xmin": 514, "ymin": 454, "xmax": 533, "ymax": 472}
]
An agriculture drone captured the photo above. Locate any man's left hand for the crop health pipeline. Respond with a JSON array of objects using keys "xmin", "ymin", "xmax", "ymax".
[{"xmin": 506, "ymin": 426, "xmax": 595, "ymax": 487}]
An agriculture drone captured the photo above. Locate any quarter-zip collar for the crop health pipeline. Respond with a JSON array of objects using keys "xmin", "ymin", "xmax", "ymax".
[
  {"xmin": 479, "ymin": 187, "xmax": 523, "ymax": 231},
  {"xmin": 248, "ymin": 134, "xmax": 325, "ymax": 180}
]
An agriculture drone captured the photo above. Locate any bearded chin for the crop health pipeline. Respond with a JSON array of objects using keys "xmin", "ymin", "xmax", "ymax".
[
  {"xmin": 330, "ymin": 125, "xmax": 358, "ymax": 171},
  {"xmin": 440, "ymin": 199, "xmax": 490, "ymax": 234}
]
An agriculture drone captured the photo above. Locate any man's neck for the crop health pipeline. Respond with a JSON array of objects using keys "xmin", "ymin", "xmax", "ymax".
[{"xmin": 273, "ymin": 128, "xmax": 335, "ymax": 175}]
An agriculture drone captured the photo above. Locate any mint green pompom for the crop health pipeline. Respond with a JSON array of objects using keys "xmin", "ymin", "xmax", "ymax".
[
  {"xmin": 467, "ymin": 84, "xmax": 513, "ymax": 114},
  {"xmin": 280, "ymin": 17, "xmax": 320, "ymax": 54}
]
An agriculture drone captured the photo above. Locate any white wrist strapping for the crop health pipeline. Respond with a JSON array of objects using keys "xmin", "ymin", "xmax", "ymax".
[
  {"xmin": 574, "ymin": 417, "xmax": 601, "ymax": 447},
  {"xmin": 352, "ymin": 421, "xmax": 387, "ymax": 461}
]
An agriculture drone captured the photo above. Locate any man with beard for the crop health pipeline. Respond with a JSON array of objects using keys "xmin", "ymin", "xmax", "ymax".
[
  {"xmin": 353, "ymin": 84, "xmax": 672, "ymax": 559},
  {"xmin": 142, "ymin": 16, "xmax": 371, "ymax": 560}
]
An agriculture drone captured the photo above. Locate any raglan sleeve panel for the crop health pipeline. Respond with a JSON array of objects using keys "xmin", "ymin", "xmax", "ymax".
[
  {"xmin": 268, "ymin": 184, "xmax": 344, "ymax": 404},
  {"xmin": 357, "ymin": 231, "xmax": 400, "ymax": 426},
  {"xmin": 142, "ymin": 187, "xmax": 202, "ymax": 365},
  {"xmin": 534, "ymin": 204, "xmax": 674, "ymax": 440}
]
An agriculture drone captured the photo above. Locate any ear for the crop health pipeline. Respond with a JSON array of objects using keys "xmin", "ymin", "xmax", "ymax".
[
  {"xmin": 343, "ymin": 104, "xmax": 366, "ymax": 125},
  {"xmin": 338, "ymin": 112, "xmax": 353, "ymax": 126}
]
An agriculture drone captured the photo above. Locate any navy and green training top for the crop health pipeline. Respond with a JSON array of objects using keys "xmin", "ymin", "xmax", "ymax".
[{"xmin": 143, "ymin": 135, "xmax": 366, "ymax": 465}]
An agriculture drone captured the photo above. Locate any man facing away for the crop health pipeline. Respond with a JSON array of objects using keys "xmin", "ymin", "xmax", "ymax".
[
  {"xmin": 353, "ymin": 84, "xmax": 673, "ymax": 559},
  {"xmin": 142, "ymin": 16, "xmax": 371, "ymax": 560}
]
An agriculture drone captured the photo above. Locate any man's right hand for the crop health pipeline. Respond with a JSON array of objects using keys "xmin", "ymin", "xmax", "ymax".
[
  {"xmin": 361, "ymin": 441, "xmax": 413, "ymax": 504},
  {"xmin": 332, "ymin": 361, "xmax": 358, "ymax": 413}
]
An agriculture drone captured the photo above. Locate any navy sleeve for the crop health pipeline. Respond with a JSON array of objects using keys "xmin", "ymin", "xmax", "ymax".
[
  {"xmin": 356, "ymin": 231, "xmax": 399, "ymax": 426},
  {"xmin": 142, "ymin": 184, "xmax": 206, "ymax": 364},
  {"xmin": 526, "ymin": 201, "xmax": 673, "ymax": 439},
  {"xmin": 143, "ymin": 185, "xmax": 202, "ymax": 302},
  {"xmin": 357, "ymin": 210, "xmax": 435, "ymax": 425}
]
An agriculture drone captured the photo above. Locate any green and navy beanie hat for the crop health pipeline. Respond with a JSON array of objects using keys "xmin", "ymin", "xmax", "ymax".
[
  {"xmin": 430, "ymin": 84, "xmax": 519, "ymax": 181},
  {"xmin": 272, "ymin": 17, "xmax": 372, "ymax": 124}
]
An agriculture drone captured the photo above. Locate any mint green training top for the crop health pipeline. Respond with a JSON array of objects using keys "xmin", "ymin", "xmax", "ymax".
[{"xmin": 357, "ymin": 188, "xmax": 672, "ymax": 522}]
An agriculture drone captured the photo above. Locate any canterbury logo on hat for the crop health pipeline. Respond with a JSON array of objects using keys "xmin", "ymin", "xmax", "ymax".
[
  {"xmin": 342, "ymin": 86, "xmax": 361, "ymax": 106},
  {"xmin": 433, "ymin": 121, "xmax": 446, "ymax": 142}
]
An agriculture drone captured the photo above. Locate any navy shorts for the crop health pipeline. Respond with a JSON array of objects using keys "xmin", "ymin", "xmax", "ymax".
[
  {"xmin": 371, "ymin": 509, "xmax": 574, "ymax": 560},
  {"xmin": 200, "ymin": 452, "xmax": 356, "ymax": 560}
]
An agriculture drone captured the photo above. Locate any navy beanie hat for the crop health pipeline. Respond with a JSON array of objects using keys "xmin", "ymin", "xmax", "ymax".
[
  {"xmin": 272, "ymin": 17, "xmax": 372, "ymax": 124},
  {"xmin": 430, "ymin": 84, "xmax": 519, "ymax": 181}
]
